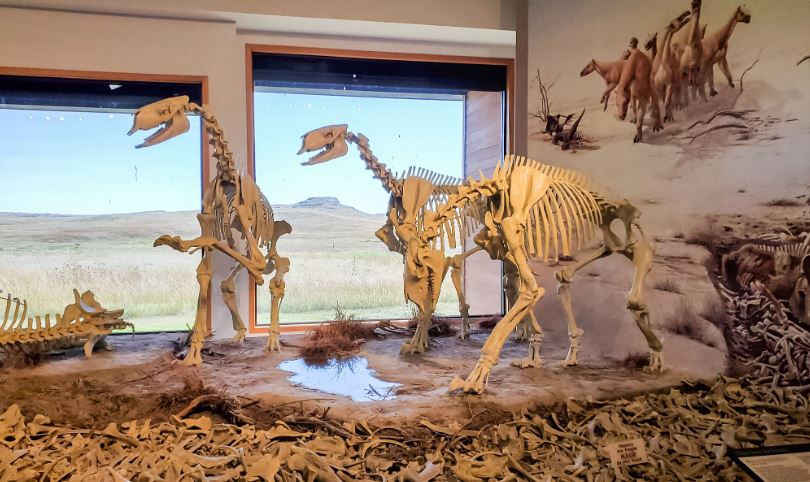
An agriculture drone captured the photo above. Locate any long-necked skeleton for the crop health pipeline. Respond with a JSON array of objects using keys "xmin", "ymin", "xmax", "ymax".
[
  {"xmin": 297, "ymin": 124, "xmax": 486, "ymax": 353},
  {"xmin": 128, "ymin": 96, "xmax": 291, "ymax": 366},
  {"xmin": 410, "ymin": 155, "xmax": 663, "ymax": 393}
]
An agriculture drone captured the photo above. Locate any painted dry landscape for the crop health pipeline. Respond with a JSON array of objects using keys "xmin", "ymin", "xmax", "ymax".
[{"xmin": 0, "ymin": 197, "xmax": 461, "ymax": 332}]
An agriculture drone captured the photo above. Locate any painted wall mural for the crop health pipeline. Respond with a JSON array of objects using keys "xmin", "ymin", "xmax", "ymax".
[{"xmin": 528, "ymin": 0, "xmax": 810, "ymax": 389}]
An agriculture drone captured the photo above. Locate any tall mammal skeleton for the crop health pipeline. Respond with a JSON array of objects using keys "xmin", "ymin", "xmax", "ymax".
[
  {"xmin": 0, "ymin": 289, "xmax": 131, "ymax": 360},
  {"xmin": 409, "ymin": 155, "xmax": 662, "ymax": 393},
  {"xmin": 297, "ymin": 124, "xmax": 485, "ymax": 351},
  {"xmin": 128, "ymin": 96, "xmax": 291, "ymax": 366}
]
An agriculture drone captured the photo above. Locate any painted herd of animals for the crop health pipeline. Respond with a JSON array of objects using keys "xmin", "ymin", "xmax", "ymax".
[{"xmin": 580, "ymin": 0, "xmax": 752, "ymax": 143}]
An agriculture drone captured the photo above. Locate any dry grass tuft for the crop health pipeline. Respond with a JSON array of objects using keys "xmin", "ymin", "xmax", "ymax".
[
  {"xmin": 405, "ymin": 307, "xmax": 458, "ymax": 337},
  {"xmin": 764, "ymin": 198, "xmax": 801, "ymax": 207},
  {"xmin": 699, "ymin": 294, "xmax": 730, "ymax": 328},
  {"xmin": 478, "ymin": 316, "xmax": 501, "ymax": 330},
  {"xmin": 661, "ymin": 301, "xmax": 718, "ymax": 348},
  {"xmin": 684, "ymin": 221, "xmax": 725, "ymax": 251},
  {"xmin": 300, "ymin": 303, "xmax": 378, "ymax": 364}
]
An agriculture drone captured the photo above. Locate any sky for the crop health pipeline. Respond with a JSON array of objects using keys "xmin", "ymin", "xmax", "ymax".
[
  {"xmin": 0, "ymin": 108, "xmax": 201, "ymax": 214},
  {"xmin": 0, "ymin": 92, "xmax": 463, "ymax": 215},
  {"xmin": 255, "ymin": 91, "xmax": 464, "ymax": 213}
]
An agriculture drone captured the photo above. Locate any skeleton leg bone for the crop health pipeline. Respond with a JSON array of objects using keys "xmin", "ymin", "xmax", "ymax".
[
  {"xmin": 504, "ymin": 262, "xmax": 531, "ymax": 342},
  {"xmin": 265, "ymin": 255, "xmax": 289, "ymax": 352},
  {"xmin": 451, "ymin": 217, "xmax": 545, "ymax": 394},
  {"xmin": 221, "ymin": 264, "xmax": 247, "ymax": 344},
  {"xmin": 620, "ymin": 237, "xmax": 663, "ymax": 373},
  {"xmin": 180, "ymin": 252, "xmax": 213, "ymax": 366},
  {"xmin": 511, "ymin": 310, "xmax": 544, "ymax": 368},
  {"xmin": 402, "ymin": 306, "xmax": 432, "ymax": 355},
  {"xmin": 451, "ymin": 246, "xmax": 482, "ymax": 340},
  {"xmin": 555, "ymin": 245, "xmax": 612, "ymax": 366}
]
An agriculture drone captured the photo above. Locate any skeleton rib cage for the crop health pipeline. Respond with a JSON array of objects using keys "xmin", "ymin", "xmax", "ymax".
[{"xmin": 423, "ymin": 154, "xmax": 610, "ymax": 262}]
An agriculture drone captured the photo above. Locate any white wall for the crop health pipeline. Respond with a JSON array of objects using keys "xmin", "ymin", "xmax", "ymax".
[{"xmin": 0, "ymin": 4, "xmax": 517, "ymax": 338}]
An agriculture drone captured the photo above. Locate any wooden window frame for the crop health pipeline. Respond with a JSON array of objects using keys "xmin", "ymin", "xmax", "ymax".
[
  {"xmin": 0, "ymin": 66, "xmax": 211, "ymax": 332},
  {"xmin": 245, "ymin": 44, "xmax": 514, "ymax": 334}
]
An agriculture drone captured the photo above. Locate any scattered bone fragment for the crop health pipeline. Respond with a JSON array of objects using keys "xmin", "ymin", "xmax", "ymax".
[{"xmin": 2, "ymin": 377, "xmax": 808, "ymax": 480}]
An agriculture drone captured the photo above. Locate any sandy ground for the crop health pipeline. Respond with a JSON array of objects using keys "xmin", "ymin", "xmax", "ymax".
[{"xmin": 0, "ymin": 326, "xmax": 725, "ymax": 428}]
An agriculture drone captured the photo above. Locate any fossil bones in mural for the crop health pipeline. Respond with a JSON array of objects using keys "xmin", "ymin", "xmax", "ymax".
[
  {"xmin": 0, "ymin": 289, "xmax": 132, "ymax": 360},
  {"xmin": 128, "ymin": 96, "xmax": 292, "ymax": 366},
  {"xmin": 297, "ymin": 124, "xmax": 485, "ymax": 352},
  {"xmin": 408, "ymin": 155, "xmax": 662, "ymax": 393}
]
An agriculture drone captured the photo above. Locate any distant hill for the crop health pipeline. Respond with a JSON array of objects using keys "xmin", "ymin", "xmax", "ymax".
[{"xmin": 0, "ymin": 198, "xmax": 385, "ymax": 251}]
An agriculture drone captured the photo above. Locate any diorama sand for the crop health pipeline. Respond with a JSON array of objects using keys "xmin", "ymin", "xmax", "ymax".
[{"xmin": 0, "ymin": 326, "xmax": 725, "ymax": 428}]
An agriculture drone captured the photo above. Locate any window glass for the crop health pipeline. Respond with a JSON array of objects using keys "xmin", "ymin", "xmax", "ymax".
[
  {"xmin": 0, "ymin": 107, "xmax": 201, "ymax": 332},
  {"xmin": 254, "ymin": 90, "xmax": 464, "ymax": 323}
]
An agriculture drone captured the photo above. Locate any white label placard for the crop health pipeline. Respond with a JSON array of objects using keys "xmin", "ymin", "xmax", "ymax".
[{"xmin": 605, "ymin": 439, "xmax": 648, "ymax": 467}]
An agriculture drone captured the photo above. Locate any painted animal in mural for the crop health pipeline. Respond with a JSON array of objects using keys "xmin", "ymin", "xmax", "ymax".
[
  {"xmin": 645, "ymin": 10, "xmax": 691, "ymax": 122},
  {"xmin": 408, "ymin": 155, "xmax": 661, "ymax": 393},
  {"xmin": 575, "ymin": 2, "xmax": 753, "ymax": 143},
  {"xmin": 128, "ymin": 96, "xmax": 291, "ymax": 366},
  {"xmin": 579, "ymin": 50, "xmax": 631, "ymax": 111},
  {"xmin": 0, "ymin": 289, "xmax": 132, "ymax": 360},
  {"xmin": 678, "ymin": 0, "xmax": 707, "ymax": 104},
  {"xmin": 296, "ymin": 124, "xmax": 484, "ymax": 351},
  {"xmin": 699, "ymin": 5, "xmax": 752, "ymax": 97},
  {"xmin": 615, "ymin": 48, "xmax": 664, "ymax": 143}
]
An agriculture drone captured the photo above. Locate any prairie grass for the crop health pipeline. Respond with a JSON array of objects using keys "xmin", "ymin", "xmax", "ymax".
[{"xmin": 0, "ymin": 210, "xmax": 464, "ymax": 332}]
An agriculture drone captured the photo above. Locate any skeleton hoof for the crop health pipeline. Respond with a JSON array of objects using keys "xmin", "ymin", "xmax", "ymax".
[
  {"xmin": 729, "ymin": 82, "xmax": 735, "ymax": 88},
  {"xmin": 710, "ymin": 89, "xmax": 718, "ymax": 96},
  {"xmin": 178, "ymin": 354, "xmax": 203, "ymax": 367},
  {"xmin": 400, "ymin": 341, "xmax": 427, "ymax": 355},
  {"xmin": 644, "ymin": 350, "xmax": 664, "ymax": 373},
  {"xmin": 264, "ymin": 334, "xmax": 281, "ymax": 353},
  {"xmin": 633, "ymin": 133, "xmax": 642, "ymax": 143},
  {"xmin": 561, "ymin": 357, "xmax": 578, "ymax": 367},
  {"xmin": 511, "ymin": 357, "xmax": 542, "ymax": 369},
  {"xmin": 231, "ymin": 330, "xmax": 246, "ymax": 344},
  {"xmin": 449, "ymin": 375, "xmax": 485, "ymax": 394}
]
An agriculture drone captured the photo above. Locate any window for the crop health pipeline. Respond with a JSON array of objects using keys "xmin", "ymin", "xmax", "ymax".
[
  {"xmin": 0, "ymin": 73, "xmax": 205, "ymax": 332},
  {"xmin": 249, "ymin": 50, "xmax": 510, "ymax": 327}
]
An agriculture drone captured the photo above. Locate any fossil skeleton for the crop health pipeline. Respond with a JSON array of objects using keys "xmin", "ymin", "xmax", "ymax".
[
  {"xmin": 297, "ymin": 124, "xmax": 486, "ymax": 351},
  {"xmin": 129, "ymin": 96, "xmax": 291, "ymax": 365},
  {"xmin": 408, "ymin": 154, "xmax": 662, "ymax": 393},
  {"xmin": 0, "ymin": 289, "xmax": 131, "ymax": 361}
]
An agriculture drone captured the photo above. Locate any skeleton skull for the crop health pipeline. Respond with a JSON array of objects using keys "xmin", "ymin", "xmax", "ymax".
[
  {"xmin": 297, "ymin": 124, "xmax": 349, "ymax": 165},
  {"xmin": 128, "ymin": 95, "xmax": 192, "ymax": 148}
]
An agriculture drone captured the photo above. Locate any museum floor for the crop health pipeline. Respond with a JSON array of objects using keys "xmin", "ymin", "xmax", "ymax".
[{"xmin": 1, "ymin": 332, "xmax": 808, "ymax": 480}]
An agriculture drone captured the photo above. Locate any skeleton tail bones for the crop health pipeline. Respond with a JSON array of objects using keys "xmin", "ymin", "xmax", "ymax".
[{"xmin": 0, "ymin": 289, "xmax": 132, "ymax": 361}]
